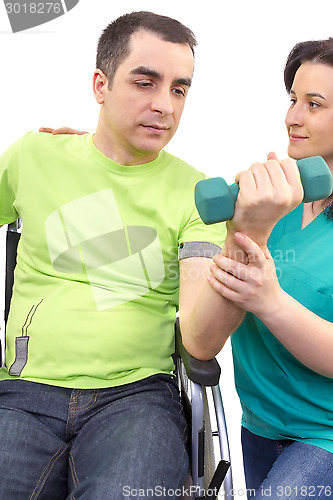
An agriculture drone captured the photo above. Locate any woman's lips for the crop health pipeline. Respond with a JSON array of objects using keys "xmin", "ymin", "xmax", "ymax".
[{"xmin": 289, "ymin": 134, "xmax": 308, "ymax": 142}]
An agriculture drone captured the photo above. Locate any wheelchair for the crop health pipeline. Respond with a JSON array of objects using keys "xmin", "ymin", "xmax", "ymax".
[{"xmin": 1, "ymin": 220, "xmax": 234, "ymax": 500}]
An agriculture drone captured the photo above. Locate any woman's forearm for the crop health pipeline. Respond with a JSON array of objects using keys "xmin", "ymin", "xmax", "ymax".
[{"xmin": 258, "ymin": 289, "xmax": 333, "ymax": 378}]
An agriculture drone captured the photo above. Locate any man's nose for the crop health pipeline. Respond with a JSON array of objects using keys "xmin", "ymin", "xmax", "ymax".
[{"xmin": 151, "ymin": 88, "xmax": 173, "ymax": 116}]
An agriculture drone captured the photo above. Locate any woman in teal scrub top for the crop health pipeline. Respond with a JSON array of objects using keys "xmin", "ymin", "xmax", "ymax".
[{"xmin": 212, "ymin": 39, "xmax": 333, "ymax": 498}]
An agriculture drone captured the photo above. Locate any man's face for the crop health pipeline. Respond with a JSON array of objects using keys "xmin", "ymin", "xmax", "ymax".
[{"xmin": 94, "ymin": 30, "xmax": 194, "ymax": 165}]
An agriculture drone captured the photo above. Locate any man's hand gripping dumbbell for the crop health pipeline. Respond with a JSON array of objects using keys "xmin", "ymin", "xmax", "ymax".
[
  {"xmin": 195, "ymin": 155, "xmax": 332, "ymax": 224},
  {"xmin": 196, "ymin": 154, "xmax": 333, "ymax": 262}
]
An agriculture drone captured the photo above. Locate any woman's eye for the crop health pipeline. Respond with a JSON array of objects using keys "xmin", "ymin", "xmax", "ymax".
[{"xmin": 309, "ymin": 101, "xmax": 320, "ymax": 109}]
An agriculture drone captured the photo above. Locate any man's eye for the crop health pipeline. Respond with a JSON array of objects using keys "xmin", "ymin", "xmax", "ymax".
[
  {"xmin": 172, "ymin": 88, "xmax": 185, "ymax": 97},
  {"xmin": 135, "ymin": 81, "xmax": 153, "ymax": 88}
]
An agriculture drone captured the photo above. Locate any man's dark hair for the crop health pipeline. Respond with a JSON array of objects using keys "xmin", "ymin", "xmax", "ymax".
[{"xmin": 96, "ymin": 11, "xmax": 197, "ymax": 87}]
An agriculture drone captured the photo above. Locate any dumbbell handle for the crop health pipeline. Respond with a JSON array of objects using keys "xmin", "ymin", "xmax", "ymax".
[{"xmin": 228, "ymin": 183, "xmax": 240, "ymax": 204}]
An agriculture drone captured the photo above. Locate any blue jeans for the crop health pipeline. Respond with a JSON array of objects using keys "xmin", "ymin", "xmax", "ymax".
[
  {"xmin": 241, "ymin": 427, "xmax": 333, "ymax": 499},
  {"xmin": 0, "ymin": 375, "xmax": 189, "ymax": 499}
]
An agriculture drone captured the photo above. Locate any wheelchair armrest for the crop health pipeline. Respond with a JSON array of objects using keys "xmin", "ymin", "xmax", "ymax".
[{"xmin": 175, "ymin": 318, "xmax": 221, "ymax": 387}]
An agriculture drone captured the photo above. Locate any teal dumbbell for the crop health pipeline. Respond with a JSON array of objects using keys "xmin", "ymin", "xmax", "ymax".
[{"xmin": 195, "ymin": 156, "xmax": 333, "ymax": 224}]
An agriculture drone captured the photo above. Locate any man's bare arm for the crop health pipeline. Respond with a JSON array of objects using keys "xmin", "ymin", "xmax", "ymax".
[
  {"xmin": 179, "ymin": 256, "xmax": 244, "ymax": 360},
  {"xmin": 180, "ymin": 155, "xmax": 304, "ymax": 360}
]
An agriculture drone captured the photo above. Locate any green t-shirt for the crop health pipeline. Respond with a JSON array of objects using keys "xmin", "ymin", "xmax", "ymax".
[
  {"xmin": 0, "ymin": 132, "xmax": 226, "ymax": 388},
  {"xmin": 232, "ymin": 204, "xmax": 333, "ymax": 453}
]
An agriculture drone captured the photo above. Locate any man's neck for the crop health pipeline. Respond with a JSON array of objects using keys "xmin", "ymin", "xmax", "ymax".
[{"xmin": 92, "ymin": 129, "xmax": 159, "ymax": 166}]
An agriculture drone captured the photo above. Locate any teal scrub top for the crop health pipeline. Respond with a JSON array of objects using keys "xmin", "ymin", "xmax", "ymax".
[{"xmin": 231, "ymin": 204, "xmax": 333, "ymax": 453}]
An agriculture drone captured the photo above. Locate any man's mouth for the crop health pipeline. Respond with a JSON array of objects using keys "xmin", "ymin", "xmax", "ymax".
[{"xmin": 142, "ymin": 124, "xmax": 170, "ymax": 134}]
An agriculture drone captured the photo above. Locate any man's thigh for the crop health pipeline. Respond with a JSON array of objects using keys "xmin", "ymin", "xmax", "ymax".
[
  {"xmin": 0, "ymin": 408, "xmax": 68, "ymax": 500},
  {"xmin": 69, "ymin": 375, "xmax": 189, "ymax": 499}
]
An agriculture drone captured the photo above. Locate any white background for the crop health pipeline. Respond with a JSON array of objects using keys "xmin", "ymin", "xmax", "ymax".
[{"xmin": 1, "ymin": 0, "xmax": 333, "ymax": 496}]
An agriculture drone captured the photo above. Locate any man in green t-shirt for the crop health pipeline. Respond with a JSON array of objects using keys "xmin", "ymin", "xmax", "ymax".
[{"xmin": 0, "ymin": 11, "xmax": 241, "ymax": 499}]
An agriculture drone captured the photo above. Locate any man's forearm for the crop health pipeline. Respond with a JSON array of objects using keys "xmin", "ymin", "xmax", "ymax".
[
  {"xmin": 181, "ymin": 223, "xmax": 267, "ymax": 359},
  {"xmin": 180, "ymin": 272, "xmax": 244, "ymax": 361}
]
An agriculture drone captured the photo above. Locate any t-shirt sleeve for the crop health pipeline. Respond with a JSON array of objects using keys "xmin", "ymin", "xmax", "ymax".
[
  {"xmin": 178, "ymin": 203, "xmax": 226, "ymax": 259},
  {"xmin": 0, "ymin": 137, "xmax": 21, "ymax": 225}
]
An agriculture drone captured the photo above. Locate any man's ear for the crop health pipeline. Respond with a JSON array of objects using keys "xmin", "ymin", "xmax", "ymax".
[{"xmin": 93, "ymin": 69, "xmax": 108, "ymax": 104}]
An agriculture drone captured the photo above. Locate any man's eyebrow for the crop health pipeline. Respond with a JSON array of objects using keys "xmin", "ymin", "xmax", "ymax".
[
  {"xmin": 130, "ymin": 66, "xmax": 162, "ymax": 79},
  {"xmin": 130, "ymin": 65, "xmax": 192, "ymax": 87},
  {"xmin": 290, "ymin": 89, "xmax": 326, "ymax": 100},
  {"xmin": 174, "ymin": 77, "xmax": 192, "ymax": 88}
]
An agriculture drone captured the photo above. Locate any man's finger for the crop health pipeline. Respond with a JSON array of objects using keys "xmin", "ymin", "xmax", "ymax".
[{"xmin": 267, "ymin": 151, "xmax": 279, "ymax": 161}]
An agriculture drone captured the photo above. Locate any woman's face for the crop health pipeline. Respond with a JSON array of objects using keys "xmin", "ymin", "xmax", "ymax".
[{"xmin": 285, "ymin": 62, "xmax": 333, "ymax": 167}]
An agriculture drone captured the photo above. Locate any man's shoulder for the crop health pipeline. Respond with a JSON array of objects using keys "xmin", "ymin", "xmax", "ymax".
[
  {"xmin": 1, "ymin": 132, "xmax": 89, "ymax": 171},
  {"xmin": 20, "ymin": 130, "xmax": 87, "ymax": 148},
  {"xmin": 162, "ymin": 150, "xmax": 206, "ymax": 180}
]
